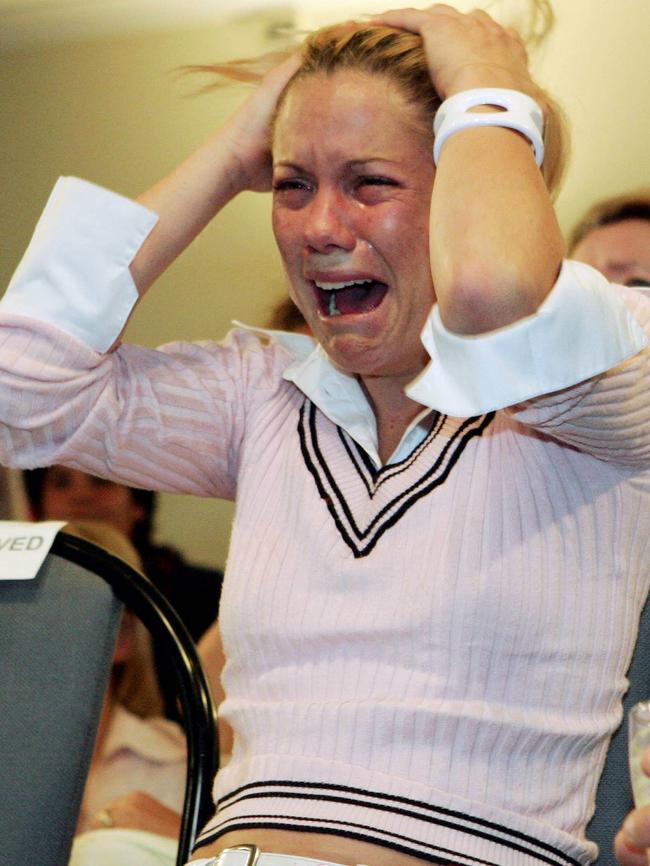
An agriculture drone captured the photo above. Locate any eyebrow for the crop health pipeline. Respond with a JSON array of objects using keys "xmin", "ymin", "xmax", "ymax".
[
  {"xmin": 347, "ymin": 158, "xmax": 395, "ymax": 166},
  {"xmin": 273, "ymin": 157, "xmax": 397, "ymax": 171},
  {"xmin": 607, "ymin": 260, "xmax": 650, "ymax": 273}
]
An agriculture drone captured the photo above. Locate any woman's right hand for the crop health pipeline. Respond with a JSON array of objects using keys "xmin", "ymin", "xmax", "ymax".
[
  {"xmin": 218, "ymin": 52, "xmax": 302, "ymax": 194},
  {"xmin": 131, "ymin": 52, "xmax": 300, "ymax": 295}
]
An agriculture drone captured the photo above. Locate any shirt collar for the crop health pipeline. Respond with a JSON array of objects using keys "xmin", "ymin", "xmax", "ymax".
[{"xmin": 233, "ymin": 321, "xmax": 432, "ymax": 467}]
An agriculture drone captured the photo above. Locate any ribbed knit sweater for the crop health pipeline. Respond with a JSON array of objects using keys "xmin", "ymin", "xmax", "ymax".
[{"xmin": 2, "ymin": 179, "xmax": 650, "ymax": 866}]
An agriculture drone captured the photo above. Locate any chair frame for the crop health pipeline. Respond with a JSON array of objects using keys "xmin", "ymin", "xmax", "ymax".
[{"xmin": 52, "ymin": 531, "xmax": 219, "ymax": 866}]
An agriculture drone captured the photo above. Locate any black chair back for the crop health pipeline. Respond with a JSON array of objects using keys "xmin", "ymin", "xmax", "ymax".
[{"xmin": 0, "ymin": 530, "xmax": 218, "ymax": 866}]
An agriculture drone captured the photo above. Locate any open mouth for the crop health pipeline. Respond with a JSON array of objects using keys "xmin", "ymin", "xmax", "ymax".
[{"xmin": 314, "ymin": 278, "xmax": 388, "ymax": 317}]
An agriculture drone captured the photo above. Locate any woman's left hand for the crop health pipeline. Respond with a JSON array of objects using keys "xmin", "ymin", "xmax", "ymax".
[
  {"xmin": 88, "ymin": 792, "xmax": 181, "ymax": 839},
  {"xmin": 615, "ymin": 747, "xmax": 650, "ymax": 864},
  {"xmin": 369, "ymin": 4, "xmax": 537, "ymax": 100},
  {"xmin": 614, "ymin": 806, "xmax": 650, "ymax": 864}
]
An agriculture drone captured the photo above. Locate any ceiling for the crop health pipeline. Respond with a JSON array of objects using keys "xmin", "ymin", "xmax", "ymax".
[
  {"xmin": 0, "ymin": 0, "xmax": 389, "ymax": 49},
  {"xmin": 0, "ymin": 0, "xmax": 270, "ymax": 47}
]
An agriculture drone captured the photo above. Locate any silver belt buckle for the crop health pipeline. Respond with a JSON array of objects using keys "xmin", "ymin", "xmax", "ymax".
[{"xmin": 231, "ymin": 845, "xmax": 261, "ymax": 866}]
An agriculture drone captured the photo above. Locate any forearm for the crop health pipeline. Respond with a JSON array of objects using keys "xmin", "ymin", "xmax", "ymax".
[
  {"xmin": 430, "ymin": 78, "xmax": 564, "ymax": 335},
  {"xmin": 131, "ymin": 132, "xmax": 247, "ymax": 295},
  {"xmin": 369, "ymin": 8, "xmax": 565, "ymax": 336}
]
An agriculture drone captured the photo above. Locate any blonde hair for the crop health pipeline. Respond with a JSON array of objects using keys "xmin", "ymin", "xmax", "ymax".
[
  {"xmin": 192, "ymin": 8, "xmax": 568, "ymax": 196},
  {"xmin": 568, "ymin": 188, "xmax": 650, "ymax": 253},
  {"xmin": 289, "ymin": 25, "xmax": 441, "ymax": 127}
]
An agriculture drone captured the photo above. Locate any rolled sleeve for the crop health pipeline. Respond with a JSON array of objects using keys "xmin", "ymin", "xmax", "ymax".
[
  {"xmin": 1, "ymin": 177, "xmax": 158, "ymax": 353},
  {"xmin": 406, "ymin": 260, "xmax": 649, "ymax": 416}
]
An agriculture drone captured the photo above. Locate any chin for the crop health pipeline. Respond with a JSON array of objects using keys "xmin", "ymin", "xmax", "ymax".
[
  {"xmin": 318, "ymin": 331, "xmax": 378, "ymax": 372},
  {"xmin": 321, "ymin": 337, "xmax": 417, "ymax": 381}
]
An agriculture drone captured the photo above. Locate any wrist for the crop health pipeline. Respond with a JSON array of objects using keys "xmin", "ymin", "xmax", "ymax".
[
  {"xmin": 210, "ymin": 128, "xmax": 257, "ymax": 197},
  {"xmin": 442, "ymin": 65, "xmax": 536, "ymax": 100},
  {"xmin": 433, "ymin": 88, "xmax": 545, "ymax": 167}
]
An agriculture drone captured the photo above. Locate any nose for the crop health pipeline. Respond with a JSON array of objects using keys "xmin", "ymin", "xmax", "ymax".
[{"xmin": 303, "ymin": 187, "xmax": 356, "ymax": 253}]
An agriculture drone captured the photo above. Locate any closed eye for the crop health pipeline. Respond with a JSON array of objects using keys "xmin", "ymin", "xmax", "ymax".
[
  {"xmin": 357, "ymin": 176, "xmax": 398, "ymax": 187},
  {"xmin": 273, "ymin": 178, "xmax": 311, "ymax": 192}
]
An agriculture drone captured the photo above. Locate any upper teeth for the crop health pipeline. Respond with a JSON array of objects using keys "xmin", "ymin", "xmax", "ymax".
[{"xmin": 314, "ymin": 278, "xmax": 373, "ymax": 291}]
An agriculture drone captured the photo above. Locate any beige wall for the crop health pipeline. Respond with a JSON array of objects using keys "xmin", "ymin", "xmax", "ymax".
[{"xmin": 1, "ymin": 0, "xmax": 649, "ymax": 568}]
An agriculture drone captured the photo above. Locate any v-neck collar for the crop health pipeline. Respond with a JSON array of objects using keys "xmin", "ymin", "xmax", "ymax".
[{"xmin": 297, "ymin": 399, "xmax": 494, "ymax": 557}]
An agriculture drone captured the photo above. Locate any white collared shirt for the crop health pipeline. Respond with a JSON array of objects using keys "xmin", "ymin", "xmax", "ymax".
[{"xmin": 234, "ymin": 322, "xmax": 434, "ymax": 467}]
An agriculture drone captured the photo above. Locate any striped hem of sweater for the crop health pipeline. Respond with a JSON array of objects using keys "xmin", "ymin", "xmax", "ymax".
[{"xmin": 195, "ymin": 780, "xmax": 592, "ymax": 866}]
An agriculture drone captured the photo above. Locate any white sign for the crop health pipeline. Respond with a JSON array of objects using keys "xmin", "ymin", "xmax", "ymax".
[{"xmin": 0, "ymin": 521, "xmax": 66, "ymax": 580}]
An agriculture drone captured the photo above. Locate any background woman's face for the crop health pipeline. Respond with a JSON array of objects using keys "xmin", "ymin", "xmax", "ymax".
[
  {"xmin": 572, "ymin": 218, "xmax": 650, "ymax": 287},
  {"xmin": 272, "ymin": 69, "xmax": 436, "ymax": 381},
  {"xmin": 40, "ymin": 467, "xmax": 145, "ymax": 539}
]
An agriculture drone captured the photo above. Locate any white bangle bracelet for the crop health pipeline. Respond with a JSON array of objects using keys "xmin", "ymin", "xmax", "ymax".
[{"xmin": 433, "ymin": 88, "xmax": 545, "ymax": 166}]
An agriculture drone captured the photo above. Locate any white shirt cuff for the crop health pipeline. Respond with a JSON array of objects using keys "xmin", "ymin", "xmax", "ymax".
[
  {"xmin": 1, "ymin": 177, "xmax": 158, "ymax": 352},
  {"xmin": 406, "ymin": 260, "xmax": 649, "ymax": 416}
]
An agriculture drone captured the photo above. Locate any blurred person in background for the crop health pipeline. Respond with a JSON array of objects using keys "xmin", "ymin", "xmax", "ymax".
[
  {"xmin": 23, "ymin": 466, "xmax": 223, "ymax": 720},
  {"xmin": 569, "ymin": 189, "xmax": 650, "ymax": 288},
  {"xmin": 0, "ymin": 466, "xmax": 28, "ymax": 520}
]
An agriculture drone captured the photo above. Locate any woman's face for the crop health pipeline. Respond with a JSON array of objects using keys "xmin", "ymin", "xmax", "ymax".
[
  {"xmin": 40, "ymin": 467, "xmax": 145, "ymax": 539},
  {"xmin": 272, "ymin": 69, "xmax": 436, "ymax": 381}
]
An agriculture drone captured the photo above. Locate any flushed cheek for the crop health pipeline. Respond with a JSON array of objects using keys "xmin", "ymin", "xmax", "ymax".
[
  {"xmin": 368, "ymin": 209, "xmax": 427, "ymax": 272},
  {"xmin": 376, "ymin": 210, "xmax": 401, "ymax": 235},
  {"xmin": 271, "ymin": 210, "xmax": 296, "ymax": 260}
]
